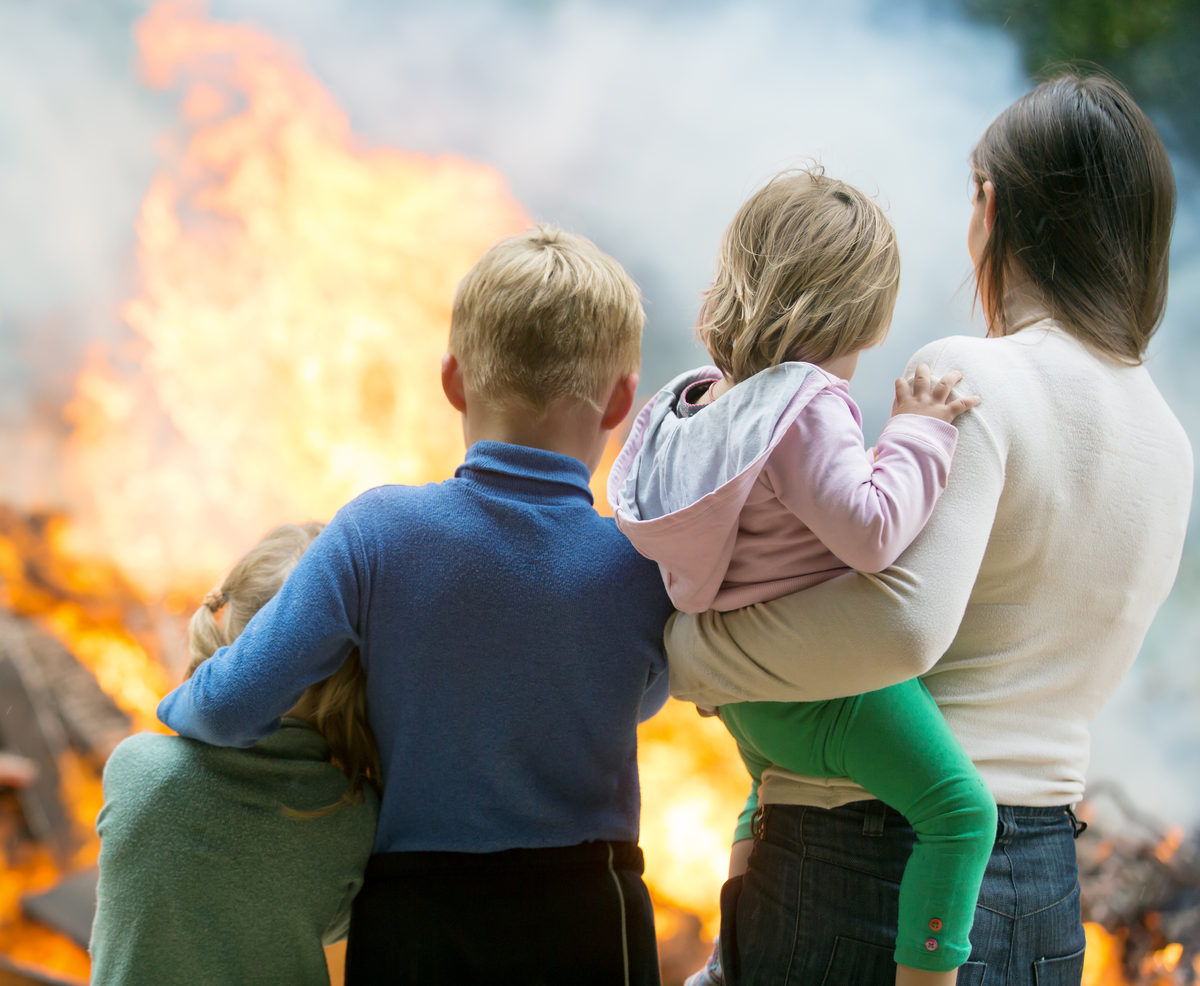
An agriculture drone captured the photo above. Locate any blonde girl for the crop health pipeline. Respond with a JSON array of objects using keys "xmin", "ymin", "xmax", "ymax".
[
  {"xmin": 610, "ymin": 167, "xmax": 995, "ymax": 986},
  {"xmin": 91, "ymin": 523, "xmax": 380, "ymax": 986}
]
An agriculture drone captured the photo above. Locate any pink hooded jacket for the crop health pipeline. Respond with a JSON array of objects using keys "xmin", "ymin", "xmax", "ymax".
[{"xmin": 607, "ymin": 363, "xmax": 958, "ymax": 614}]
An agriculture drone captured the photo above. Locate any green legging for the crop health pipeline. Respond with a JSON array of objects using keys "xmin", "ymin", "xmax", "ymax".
[{"xmin": 719, "ymin": 678, "xmax": 997, "ymax": 972}]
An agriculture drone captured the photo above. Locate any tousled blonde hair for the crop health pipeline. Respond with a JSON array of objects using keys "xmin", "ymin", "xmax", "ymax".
[
  {"xmin": 699, "ymin": 167, "xmax": 900, "ymax": 382},
  {"xmin": 449, "ymin": 224, "xmax": 644, "ymax": 414},
  {"xmin": 189, "ymin": 523, "xmax": 380, "ymax": 811}
]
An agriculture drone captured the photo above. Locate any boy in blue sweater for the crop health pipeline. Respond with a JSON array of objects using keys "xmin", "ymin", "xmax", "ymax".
[{"xmin": 157, "ymin": 225, "xmax": 673, "ymax": 985}]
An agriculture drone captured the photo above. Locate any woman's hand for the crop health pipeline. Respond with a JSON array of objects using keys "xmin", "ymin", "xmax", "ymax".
[{"xmin": 893, "ymin": 364, "xmax": 980, "ymax": 422}]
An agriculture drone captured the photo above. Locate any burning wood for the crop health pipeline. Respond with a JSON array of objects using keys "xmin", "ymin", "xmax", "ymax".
[
  {"xmin": 1078, "ymin": 788, "xmax": 1200, "ymax": 984},
  {"xmin": 0, "ymin": 955, "xmax": 86, "ymax": 986},
  {"xmin": 0, "ymin": 756, "xmax": 35, "ymax": 790},
  {"xmin": 0, "ymin": 507, "xmax": 147, "ymax": 978}
]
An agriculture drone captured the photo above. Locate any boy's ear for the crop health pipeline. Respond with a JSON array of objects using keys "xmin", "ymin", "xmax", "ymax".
[
  {"xmin": 441, "ymin": 353, "xmax": 467, "ymax": 413},
  {"xmin": 600, "ymin": 372, "xmax": 639, "ymax": 430}
]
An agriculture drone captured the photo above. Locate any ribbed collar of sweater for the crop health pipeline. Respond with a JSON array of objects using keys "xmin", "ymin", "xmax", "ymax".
[{"xmin": 455, "ymin": 440, "xmax": 594, "ymax": 505}]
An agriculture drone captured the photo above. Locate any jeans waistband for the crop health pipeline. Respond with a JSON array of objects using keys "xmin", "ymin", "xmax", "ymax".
[
  {"xmin": 366, "ymin": 840, "xmax": 645, "ymax": 878},
  {"xmin": 759, "ymin": 800, "xmax": 1081, "ymax": 843}
]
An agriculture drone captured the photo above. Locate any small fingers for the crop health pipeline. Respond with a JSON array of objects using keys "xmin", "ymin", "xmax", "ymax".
[
  {"xmin": 910, "ymin": 363, "xmax": 931, "ymax": 397},
  {"xmin": 931, "ymin": 370, "xmax": 964, "ymax": 401},
  {"xmin": 947, "ymin": 395, "xmax": 982, "ymax": 418}
]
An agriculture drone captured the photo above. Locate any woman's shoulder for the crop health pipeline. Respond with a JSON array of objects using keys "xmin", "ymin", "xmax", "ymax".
[
  {"xmin": 909, "ymin": 332, "xmax": 999, "ymax": 370},
  {"xmin": 911, "ymin": 322, "xmax": 1099, "ymax": 385}
]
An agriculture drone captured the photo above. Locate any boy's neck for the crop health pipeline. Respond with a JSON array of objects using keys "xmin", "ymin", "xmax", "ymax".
[{"xmin": 462, "ymin": 396, "xmax": 608, "ymax": 474}]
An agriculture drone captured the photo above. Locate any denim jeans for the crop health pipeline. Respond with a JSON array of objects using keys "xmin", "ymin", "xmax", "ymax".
[{"xmin": 719, "ymin": 801, "xmax": 1086, "ymax": 986}]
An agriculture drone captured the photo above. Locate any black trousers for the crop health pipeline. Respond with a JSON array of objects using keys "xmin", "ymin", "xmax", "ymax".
[{"xmin": 345, "ymin": 840, "xmax": 661, "ymax": 985}]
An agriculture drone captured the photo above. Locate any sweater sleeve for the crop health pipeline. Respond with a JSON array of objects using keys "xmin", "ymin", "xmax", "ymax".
[
  {"xmin": 157, "ymin": 506, "xmax": 367, "ymax": 747},
  {"xmin": 639, "ymin": 657, "xmax": 670, "ymax": 723},
  {"xmin": 665, "ymin": 340, "xmax": 1004, "ymax": 706},
  {"xmin": 762, "ymin": 389, "xmax": 958, "ymax": 573}
]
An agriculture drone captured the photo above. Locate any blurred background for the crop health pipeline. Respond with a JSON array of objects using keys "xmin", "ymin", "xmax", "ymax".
[{"xmin": 0, "ymin": 0, "xmax": 1197, "ymax": 979}]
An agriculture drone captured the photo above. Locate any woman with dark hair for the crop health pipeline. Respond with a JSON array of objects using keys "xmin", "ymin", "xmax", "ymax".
[{"xmin": 670, "ymin": 73, "xmax": 1192, "ymax": 986}]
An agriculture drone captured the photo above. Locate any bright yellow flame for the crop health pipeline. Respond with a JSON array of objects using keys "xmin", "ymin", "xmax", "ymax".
[
  {"xmin": 1083, "ymin": 922, "xmax": 1130, "ymax": 986},
  {"xmin": 59, "ymin": 0, "xmax": 529, "ymax": 598},
  {"xmin": 1146, "ymin": 941, "xmax": 1184, "ymax": 975},
  {"xmin": 638, "ymin": 700, "xmax": 749, "ymax": 934}
]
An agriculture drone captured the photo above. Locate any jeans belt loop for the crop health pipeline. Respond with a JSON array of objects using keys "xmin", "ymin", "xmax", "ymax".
[
  {"xmin": 1065, "ymin": 805, "xmax": 1088, "ymax": 839},
  {"xmin": 995, "ymin": 806, "xmax": 1017, "ymax": 846},
  {"xmin": 751, "ymin": 805, "xmax": 767, "ymax": 839},
  {"xmin": 862, "ymin": 800, "xmax": 887, "ymax": 837}
]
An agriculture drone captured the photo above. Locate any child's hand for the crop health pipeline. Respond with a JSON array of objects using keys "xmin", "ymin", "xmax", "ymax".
[{"xmin": 892, "ymin": 364, "xmax": 980, "ymax": 422}]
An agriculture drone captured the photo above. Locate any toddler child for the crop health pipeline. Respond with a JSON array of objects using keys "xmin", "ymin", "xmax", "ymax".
[
  {"xmin": 156, "ymin": 226, "xmax": 674, "ymax": 986},
  {"xmin": 90, "ymin": 522, "xmax": 380, "ymax": 986},
  {"xmin": 609, "ymin": 168, "xmax": 997, "ymax": 986}
]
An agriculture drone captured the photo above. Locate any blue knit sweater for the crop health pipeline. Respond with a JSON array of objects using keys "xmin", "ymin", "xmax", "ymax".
[{"xmin": 159, "ymin": 441, "xmax": 673, "ymax": 854}]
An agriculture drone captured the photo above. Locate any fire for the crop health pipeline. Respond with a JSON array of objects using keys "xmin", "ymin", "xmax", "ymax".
[
  {"xmin": 57, "ymin": 0, "xmax": 529, "ymax": 600},
  {"xmin": 1083, "ymin": 922, "xmax": 1195, "ymax": 986},
  {"xmin": 1154, "ymin": 826, "xmax": 1184, "ymax": 864},
  {"xmin": 1085, "ymin": 922, "xmax": 1129, "ymax": 986},
  {"xmin": 0, "ymin": 508, "xmax": 163, "ymax": 973},
  {"xmin": 637, "ymin": 700, "xmax": 747, "ymax": 933},
  {"xmin": 0, "ymin": 843, "xmax": 91, "ymax": 980}
]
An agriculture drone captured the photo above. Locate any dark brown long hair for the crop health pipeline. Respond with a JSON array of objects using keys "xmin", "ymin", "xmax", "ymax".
[{"xmin": 971, "ymin": 71, "xmax": 1175, "ymax": 364}]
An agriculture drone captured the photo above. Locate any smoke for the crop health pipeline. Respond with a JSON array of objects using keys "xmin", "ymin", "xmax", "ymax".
[
  {"xmin": 204, "ymin": 0, "xmax": 1025, "ymax": 412},
  {"xmin": 1, "ymin": 0, "xmax": 1197, "ymax": 823}
]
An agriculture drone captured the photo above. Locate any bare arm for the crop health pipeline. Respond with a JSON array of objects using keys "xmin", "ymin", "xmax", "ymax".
[{"xmin": 665, "ymin": 349, "xmax": 1005, "ymax": 706}]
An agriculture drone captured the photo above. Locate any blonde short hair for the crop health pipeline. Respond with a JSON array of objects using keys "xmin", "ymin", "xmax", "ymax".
[
  {"xmin": 700, "ymin": 167, "xmax": 900, "ymax": 382},
  {"xmin": 449, "ymin": 224, "xmax": 644, "ymax": 413},
  {"xmin": 189, "ymin": 523, "xmax": 380, "ymax": 809}
]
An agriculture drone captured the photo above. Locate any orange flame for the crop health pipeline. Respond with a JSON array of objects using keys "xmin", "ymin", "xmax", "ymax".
[
  {"xmin": 1154, "ymin": 826, "xmax": 1184, "ymax": 864},
  {"xmin": 57, "ymin": 0, "xmax": 529, "ymax": 599}
]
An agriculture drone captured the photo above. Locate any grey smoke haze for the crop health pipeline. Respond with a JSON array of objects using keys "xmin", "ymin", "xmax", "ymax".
[{"xmin": 1, "ymin": 0, "xmax": 1197, "ymax": 825}]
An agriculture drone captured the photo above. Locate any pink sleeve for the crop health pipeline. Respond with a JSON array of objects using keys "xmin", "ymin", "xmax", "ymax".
[{"xmin": 761, "ymin": 389, "xmax": 959, "ymax": 572}]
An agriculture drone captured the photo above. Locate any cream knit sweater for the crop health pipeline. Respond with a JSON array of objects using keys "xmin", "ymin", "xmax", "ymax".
[{"xmin": 665, "ymin": 321, "xmax": 1193, "ymax": 809}]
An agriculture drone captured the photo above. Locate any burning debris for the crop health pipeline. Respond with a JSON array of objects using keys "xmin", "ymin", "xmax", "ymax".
[
  {"xmin": 0, "ymin": 607, "xmax": 110, "ymax": 980},
  {"xmin": 0, "ymin": 505, "xmax": 166, "ymax": 978},
  {"xmin": 1078, "ymin": 788, "xmax": 1200, "ymax": 985}
]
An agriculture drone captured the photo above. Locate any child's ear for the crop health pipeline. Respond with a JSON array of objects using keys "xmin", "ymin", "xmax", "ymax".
[
  {"xmin": 600, "ymin": 372, "xmax": 639, "ymax": 430},
  {"xmin": 441, "ymin": 353, "xmax": 467, "ymax": 413}
]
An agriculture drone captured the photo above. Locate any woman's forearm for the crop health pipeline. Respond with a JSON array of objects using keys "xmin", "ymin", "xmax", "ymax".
[{"xmin": 665, "ymin": 360, "xmax": 1005, "ymax": 707}]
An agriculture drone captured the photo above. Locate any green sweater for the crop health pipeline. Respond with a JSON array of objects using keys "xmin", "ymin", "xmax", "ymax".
[{"xmin": 90, "ymin": 721, "xmax": 378, "ymax": 986}]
